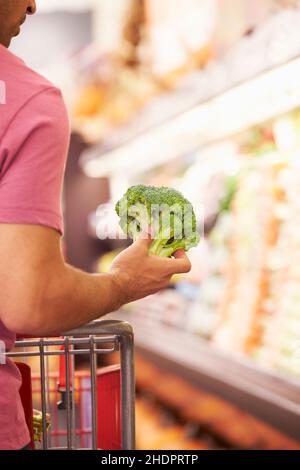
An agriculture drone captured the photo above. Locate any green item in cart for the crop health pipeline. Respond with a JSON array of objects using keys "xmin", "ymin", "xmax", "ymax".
[
  {"xmin": 33, "ymin": 409, "xmax": 51, "ymax": 443},
  {"xmin": 115, "ymin": 185, "xmax": 200, "ymax": 257}
]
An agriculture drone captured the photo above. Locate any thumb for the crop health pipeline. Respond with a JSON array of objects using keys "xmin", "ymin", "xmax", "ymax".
[
  {"xmin": 133, "ymin": 229, "xmax": 153, "ymax": 251},
  {"xmin": 166, "ymin": 249, "xmax": 192, "ymax": 274}
]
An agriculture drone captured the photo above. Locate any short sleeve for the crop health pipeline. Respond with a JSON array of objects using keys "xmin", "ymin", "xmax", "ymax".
[{"xmin": 0, "ymin": 87, "xmax": 70, "ymax": 235}]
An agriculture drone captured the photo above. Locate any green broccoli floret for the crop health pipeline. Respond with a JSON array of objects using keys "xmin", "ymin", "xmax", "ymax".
[{"xmin": 115, "ymin": 185, "xmax": 200, "ymax": 257}]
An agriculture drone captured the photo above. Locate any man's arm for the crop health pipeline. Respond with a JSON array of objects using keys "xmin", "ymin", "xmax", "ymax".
[{"xmin": 0, "ymin": 224, "xmax": 191, "ymax": 336}]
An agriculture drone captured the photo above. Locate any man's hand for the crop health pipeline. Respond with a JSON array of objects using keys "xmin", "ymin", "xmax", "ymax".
[
  {"xmin": 0, "ymin": 224, "xmax": 191, "ymax": 336},
  {"xmin": 110, "ymin": 235, "xmax": 191, "ymax": 304}
]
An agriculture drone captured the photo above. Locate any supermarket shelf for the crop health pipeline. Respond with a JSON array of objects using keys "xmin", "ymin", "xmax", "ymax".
[
  {"xmin": 113, "ymin": 312, "xmax": 300, "ymax": 441},
  {"xmin": 81, "ymin": 9, "xmax": 300, "ymax": 177}
]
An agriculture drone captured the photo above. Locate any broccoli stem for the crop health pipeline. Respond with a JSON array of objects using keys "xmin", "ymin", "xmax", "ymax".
[{"xmin": 149, "ymin": 239, "xmax": 186, "ymax": 258}]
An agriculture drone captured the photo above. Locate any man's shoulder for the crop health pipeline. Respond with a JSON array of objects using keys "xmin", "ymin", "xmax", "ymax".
[
  {"xmin": 0, "ymin": 45, "xmax": 68, "ymax": 138},
  {"xmin": 0, "ymin": 45, "xmax": 59, "ymax": 106}
]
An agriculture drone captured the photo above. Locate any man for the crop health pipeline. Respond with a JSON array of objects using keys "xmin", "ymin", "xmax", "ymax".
[{"xmin": 0, "ymin": 1, "xmax": 191, "ymax": 450}]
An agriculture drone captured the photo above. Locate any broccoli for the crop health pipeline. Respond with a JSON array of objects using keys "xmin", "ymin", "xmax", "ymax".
[{"xmin": 115, "ymin": 185, "xmax": 200, "ymax": 257}]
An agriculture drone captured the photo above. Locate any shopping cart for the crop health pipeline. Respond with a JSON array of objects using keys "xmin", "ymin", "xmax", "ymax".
[{"xmin": 7, "ymin": 320, "xmax": 135, "ymax": 450}]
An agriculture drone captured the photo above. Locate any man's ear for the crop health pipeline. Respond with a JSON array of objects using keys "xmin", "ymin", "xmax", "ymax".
[{"xmin": 27, "ymin": 0, "xmax": 37, "ymax": 16}]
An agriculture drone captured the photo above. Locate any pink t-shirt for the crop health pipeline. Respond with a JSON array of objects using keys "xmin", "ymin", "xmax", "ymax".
[{"xmin": 0, "ymin": 44, "xmax": 70, "ymax": 449}]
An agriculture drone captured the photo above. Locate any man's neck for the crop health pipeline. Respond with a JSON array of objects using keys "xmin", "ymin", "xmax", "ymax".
[{"xmin": 0, "ymin": 37, "xmax": 10, "ymax": 48}]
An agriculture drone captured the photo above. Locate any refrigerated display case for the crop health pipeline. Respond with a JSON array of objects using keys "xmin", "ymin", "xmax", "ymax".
[{"xmin": 76, "ymin": 2, "xmax": 300, "ymax": 447}]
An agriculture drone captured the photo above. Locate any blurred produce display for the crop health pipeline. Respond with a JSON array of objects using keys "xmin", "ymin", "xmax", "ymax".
[
  {"xmin": 65, "ymin": 0, "xmax": 300, "ymax": 449},
  {"xmin": 71, "ymin": 54, "xmax": 162, "ymax": 142},
  {"xmin": 71, "ymin": 0, "xmax": 214, "ymax": 142},
  {"xmin": 98, "ymin": 110, "xmax": 300, "ymax": 380},
  {"xmin": 214, "ymin": 113, "xmax": 300, "ymax": 377},
  {"xmin": 70, "ymin": 0, "xmax": 300, "ymax": 143}
]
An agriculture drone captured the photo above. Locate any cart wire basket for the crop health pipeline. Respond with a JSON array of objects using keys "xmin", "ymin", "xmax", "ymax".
[{"xmin": 7, "ymin": 320, "xmax": 135, "ymax": 450}]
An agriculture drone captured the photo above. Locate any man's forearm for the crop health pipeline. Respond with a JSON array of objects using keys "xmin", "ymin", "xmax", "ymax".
[
  {"xmin": 32, "ymin": 263, "xmax": 124, "ymax": 336},
  {"xmin": 0, "ymin": 225, "xmax": 128, "ymax": 336},
  {"xmin": 25, "ymin": 262, "xmax": 128, "ymax": 336}
]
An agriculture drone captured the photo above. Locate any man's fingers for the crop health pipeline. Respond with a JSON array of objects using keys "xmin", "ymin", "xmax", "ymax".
[
  {"xmin": 133, "ymin": 230, "xmax": 153, "ymax": 250},
  {"xmin": 173, "ymin": 249, "xmax": 187, "ymax": 259},
  {"xmin": 132, "ymin": 238, "xmax": 191, "ymax": 274},
  {"xmin": 165, "ymin": 250, "xmax": 192, "ymax": 274}
]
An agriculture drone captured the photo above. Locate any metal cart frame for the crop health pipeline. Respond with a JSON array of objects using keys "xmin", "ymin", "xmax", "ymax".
[{"xmin": 6, "ymin": 320, "xmax": 135, "ymax": 450}]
